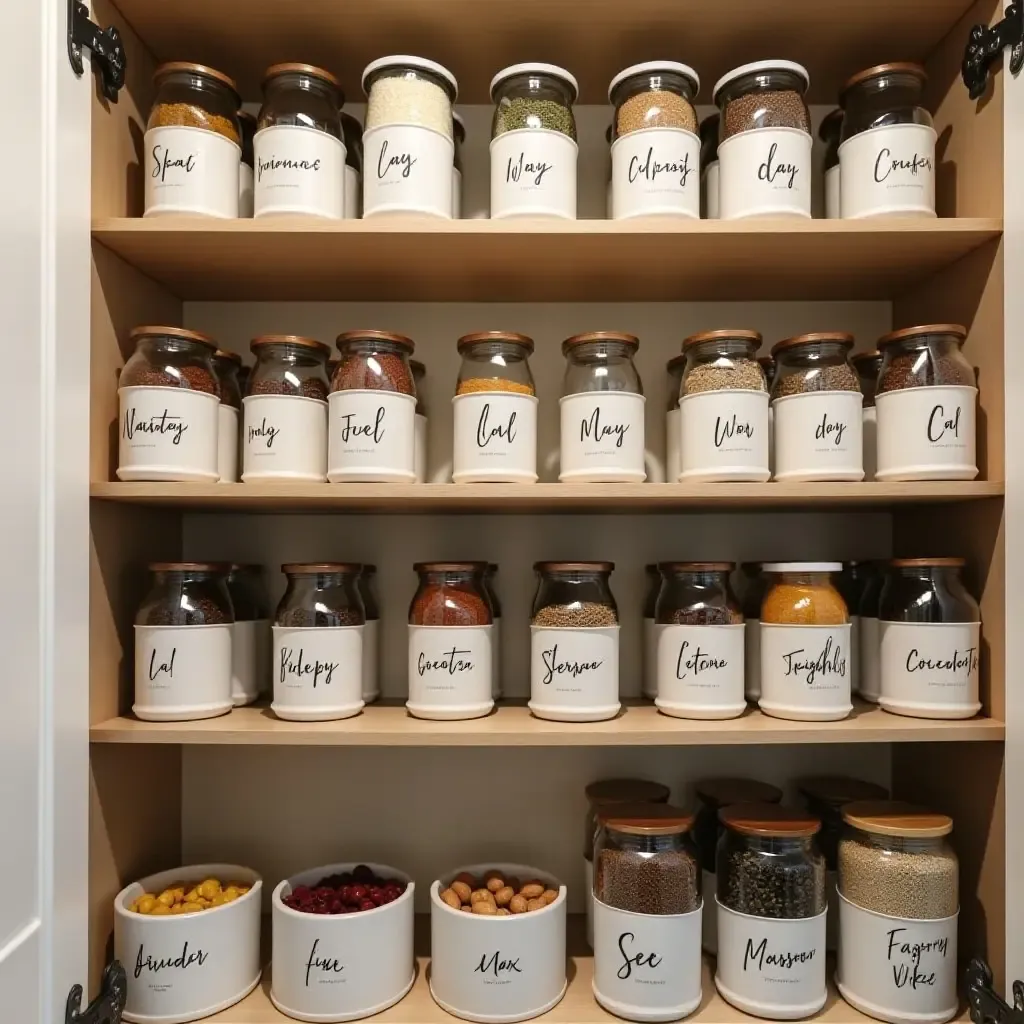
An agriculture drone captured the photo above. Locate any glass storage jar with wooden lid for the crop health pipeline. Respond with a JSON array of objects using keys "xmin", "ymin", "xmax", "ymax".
[
  {"xmin": 341, "ymin": 112, "xmax": 363, "ymax": 219},
  {"xmin": 255, "ymin": 63, "xmax": 345, "ymax": 219},
  {"xmin": 243, "ymin": 335, "xmax": 330, "ymax": 483},
  {"xmin": 666, "ymin": 353, "xmax": 686, "ymax": 482},
  {"xmin": 453, "ymin": 332, "xmax": 538, "ymax": 484},
  {"xmin": 359, "ymin": 565, "xmax": 381, "ymax": 705},
  {"xmin": 118, "ymin": 326, "xmax": 221, "ymax": 483},
  {"xmin": 144, "ymin": 63, "xmax": 241, "ymax": 218},
  {"xmin": 273, "ymin": 563, "xmax": 365, "ymax": 721},
  {"xmin": 642, "ymin": 564, "xmax": 662, "ymax": 700},
  {"xmin": 407, "ymin": 562, "xmax": 493, "ymax": 721},
  {"xmin": 700, "ymin": 112, "xmax": 720, "ymax": 218},
  {"xmin": 238, "ymin": 111, "xmax": 256, "ymax": 217},
  {"xmin": 212, "ymin": 349, "xmax": 242, "ymax": 484},
  {"xmin": 224, "ymin": 564, "xmax": 271, "ymax": 707},
  {"xmin": 819, "ymin": 108, "xmax": 843, "ymax": 219},
  {"xmin": 559, "ymin": 332, "xmax": 645, "ymax": 483}
]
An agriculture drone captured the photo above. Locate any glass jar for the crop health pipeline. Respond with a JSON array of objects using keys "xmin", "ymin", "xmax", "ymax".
[
  {"xmin": 410, "ymin": 359, "xmax": 428, "ymax": 483},
  {"xmin": 453, "ymin": 332, "xmax": 538, "ymax": 484},
  {"xmin": 819, "ymin": 108, "xmax": 843, "ymax": 219},
  {"xmin": 212, "ymin": 349, "xmax": 241, "ymax": 483},
  {"xmin": 134, "ymin": 562, "xmax": 234, "ymax": 721},
  {"xmin": 490, "ymin": 63, "xmax": 579, "ymax": 219},
  {"xmin": 839, "ymin": 63, "xmax": 935, "ymax": 219},
  {"xmin": 666, "ymin": 354, "xmax": 686, "ymax": 482},
  {"xmin": 484, "ymin": 564, "xmax": 502, "ymax": 699},
  {"xmin": 654, "ymin": 563, "xmax": 746, "ymax": 720},
  {"xmin": 452, "ymin": 111, "xmax": 465, "ymax": 218},
  {"xmin": 530, "ymin": 561, "xmax": 619, "ymax": 722},
  {"xmin": 358, "ymin": 565, "xmax": 380, "ymax": 704},
  {"xmin": 760, "ymin": 563, "xmax": 852, "ymax": 722},
  {"xmin": 238, "ymin": 110, "xmax": 256, "ymax": 217},
  {"xmin": 712, "ymin": 61, "xmax": 811, "ymax": 220},
  {"xmin": 642, "ymin": 564, "xmax": 662, "ymax": 700},
  {"xmin": 859, "ymin": 562, "xmax": 885, "ymax": 703},
  {"xmin": 341, "ymin": 111, "xmax": 363, "ymax": 219},
  {"xmin": 739, "ymin": 563, "xmax": 767, "ymax": 702},
  {"xmin": 362, "ymin": 56, "xmax": 458, "ymax": 218},
  {"xmin": 329, "ymin": 330, "xmax": 417, "ymax": 483},
  {"xmin": 700, "ymin": 113, "xmax": 720, "ymax": 218},
  {"xmin": 224, "ymin": 564, "xmax": 271, "ymax": 706},
  {"xmin": 608, "ymin": 62, "xmax": 701, "ymax": 220},
  {"xmin": 771, "ymin": 332, "xmax": 863, "ymax": 482},
  {"xmin": 243, "ymin": 335, "xmax": 330, "ymax": 483},
  {"xmin": 273, "ymin": 563, "xmax": 365, "ymax": 721},
  {"xmin": 255, "ymin": 64, "xmax": 344, "ymax": 219},
  {"xmin": 145, "ymin": 63, "xmax": 241, "ymax": 218},
  {"xmin": 559, "ymin": 332, "xmax": 645, "ymax": 483},
  {"xmin": 875, "ymin": 324, "xmax": 977, "ymax": 481},
  {"xmin": 408, "ymin": 562, "xmax": 493, "ymax": 721},
  {"xmin": 679, "ymin": 329, "xmax": 769, "ymax": 482},
  {"xmin": 118, "ymin": 326, "xmax": 220, "ymax": 482}
]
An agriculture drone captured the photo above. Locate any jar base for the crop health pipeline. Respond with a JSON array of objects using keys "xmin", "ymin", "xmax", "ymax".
[
  {"xmin": 859, "ymin": 691, "xmax": 881, "ymax": 704},
  {"xmin": 558, "ymin": 470, "xmax": 647, "ymax": 483},
  {"xmin": 133, "ymin": 701, "xmax": 233, "ymax": 722},
  {"xmin": 835, "ymin": 981, "xmax": 957, "ymax": 1024},
  {"xmin": 270, "ymin": 971, "xmax": 416, "ymax": 1023},
  {"xmin": 254, "ymin": 208, "xmax": 342, "ymax": 220},
  {"xmin": 714, "ymin": 976, "xmax": 826, "ymax": 1021},
  {"xmin": 593, "ymin": 982, "xmax": 702, "ymax": 1022},
  {"xmin": 879, "ymin": 699, "xmax": 981, "ymax": 720},
  {"xmin": 241, "ymin": 471, "xmax": 327, "ymax": 483},
  {"xmin": 123, "ymin": 973, "xmax": 261, "ymax": 1024},
  {"xmin": 655, "ymin": 700, "xmax": 747, "ymax": 720},
  {"xmin": 757, "ymin": 701, "xmax": 852, "ymax": 722},
  {"xmin": 406, "ymin": 701, "xmax": 493, "ymax": 721},
  {"xmin": 429, "ymin": 979, "xmax": 567, "ymax": 1024},
  {"xmin": 231, "ymin": 692, "xmax": 260, "ymax": 707},
  {"xmin": 117, "ymin": 466, "xmax": 219, "ymax": 482},
  {"xmin": 842, "ymin": 208, "xmax": 938, "ymax": 221},
  {"xmin": 271, "ymin": 702, "xmax": 364, "ymax": 721},
  {"xmin": 142, "ymin": 207, "xmax": 236, "ymax": 220},
  {"xmin": 363, "ymin": 206, "xmax": 452, "ymax": 220},
  {"xmin": 772, "ymin": 470, "xmax": 865, "ymax": 482},
  {"xmin": 720, "ymin": 209, "xmax": 812, "ymax": 221},
  {"xmin": 452, "ymin": 471, "xmax": 538, "ymax": 484},
  {"xmin": 874, "ymin": 466, "xmax": 979, "ymax": 481},
  {"xmin": 612, "ymin": 209, "xmax": 700, "ymax": 222},
  {"xmin": 327, "ymin": 469, "xmax": 417, "ymax": 483},
  {"xmin": 678, "ymin": 468, "xmax": 771, "ymax": 483},
  {"xmin": 490, "ymin": 209, "xmax": 576, "ymax": 221},
  {"xmin": 362, "ymin": 690, "xmax": 381, "ymax": 704},
  {"xmin": 528, "ymin": 702, "xmax": 620, "ymax": 722}
]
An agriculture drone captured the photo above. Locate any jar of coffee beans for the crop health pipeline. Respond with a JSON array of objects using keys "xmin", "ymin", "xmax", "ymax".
[
  {"xmin": 559, "ymin": 332, "xmax": 646, "ymax": 483},
  {"xmin": 329, "ymin": 330, "xmax": 417, "ymax": 483},
  {"xmin": 529, "ymin": 561, "xmax": 619, "ymax": 722},
  {"xmin": 760, "ymin": 562, "xmax": 852, "ymax": 721},
  {"xmin": 407, "ymin": 562, "xmax": 493, "ymax": 720},
  {"xmin": 453, "ymin": 332, "xmax": 538, "ymax": 483},
  {"xmin": 840, "ymin": 63, "xmax": 935, "ymax": 220},
  {"xmin": 716, "ymin": 804, "xmax": 826, "ymax": 1020},
  {"xmin": 134, "ymin": 562, "xmax": 234, "ymax": 721},
  {"xmin": 608, "ymin": 61, "xmax": 701, "ymax": 220},
  {"xmin": 341, "ymin": 112, "xmax": 363, "ymax": 219},
  {"xmin": 272, "ymin": 563, "xmax": 365, "ymax": 721},
  {"xmin": 118, "ymin": 326, "xmax": 221, "ymax": 482},
  {"xmin": 852, "ymin": 349, "xmax": 882, "ymax": 480},
  {"xmin": 490, "ymin": 63, "xmax": 579, "ymax": 219},
  {"xmin": 238, "ymin": 111, "xmax": 256, "ymax": 217},
  {"xmin": 819, "ymin": 109, "xmax": 843, "ymax": 219},
  {"xmin": 484, "ymin": 564, "xmax": 502, "ymax": 699},
  {"xmin": 358, "ymin": 565, "xmax": 380, "ymax": 704},
  {"xmin": 771, "ymin": 332, "xmax": 864, "ymax": 482},
  {"xmin": 224, "ymin": 564, "xmax": 271, "ymax": 707},
  {"xmin": 243, "ymin": 335, "xmax": 330, "ymax": 482},
  {"xmin": 362, "ymin": 56, "xmax": 458, "ymax": 219},
  {"xmin": 642, "ymin": 564, "xmax": 662, "ymax": 700},
  {"xmin": 700, "ymin": 113, "xmax": 720, "ymax": 218},
  {"xmin": 212, "ymin": 349, "xmax": 242, "ymax": 483},
  {"xmin": 452, "ymin": 111, "xmax": 465, "ymax": 218},
  {"xmin": 875, "ymin": 324, "xmax": 977, "ymax": 481},
  {"xmin": 145, "ymin": 63, "xmax": 241, "ymax": 218},
  {"xmin": 859, "ymin": 563, "xmax": 884, "ymax": 703},
  {"xmin": 593, "ymin": 804, "xmax": 703, "ymax": 1021},
  {"xmin": 411, "ymin": 359, "xmax": 428, "ymax": 483},
  {"xmin": 837, "ymin": 802, "xmax": 959, "ymax": 1024},
  {"xmin": 680, "ymin": 329, "xmax": 770, "ymax": 482},
  {"xmin": 713, "ymin": 60, "xmax": 812, "ymax": 220}
]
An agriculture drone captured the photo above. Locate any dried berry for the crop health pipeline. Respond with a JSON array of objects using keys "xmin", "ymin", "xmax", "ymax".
[{"xmin": 283, "ymin": 867, "xmax": 407, "ymax": 915}]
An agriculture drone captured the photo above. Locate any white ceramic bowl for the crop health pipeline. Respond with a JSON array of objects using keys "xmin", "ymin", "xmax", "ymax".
[
  {"xmin": 271, "ymin": 862, "xmax": 415, "ymax": 1022},
  {"xmin": 114, "ymin": 863, "xmax": 262, "ymax": 1024}
]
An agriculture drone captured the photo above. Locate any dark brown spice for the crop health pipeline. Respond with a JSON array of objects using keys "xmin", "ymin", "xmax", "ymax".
[
  {"xmin": 878, "ymin": 353, "xmax": 974, "ymax": 393},
  {"xmin": 334, "ymin": 331, "xmax": 416, "ymax": 395},
  {"xmin": 596, "ymin": 846, "xmax": 699, "ymax": 915},
  {"xmin": 409, "ymin": 563, "xmax": 491, "ymax": 626},
  {"xmin": 249, "ymin": 376, "xmax": 328, "ymax": 401},
  {"xmin": 722, "ymin": 91, "xmax": 809, "ymax": 139}
]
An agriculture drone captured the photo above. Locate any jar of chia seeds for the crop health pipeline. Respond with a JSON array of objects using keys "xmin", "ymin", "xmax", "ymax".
[
  {"xmin": 490, "ymin": 63, "xmax": 579, "ymax": 219},
  {"xmin": 238, "ymin": 111, "xmax": 256, "ymax": 217},
  {"xmin": 875, "ymin": 324, "xmax": 977, "ymax": 481},
  {"xmin": 859, "ymin": 562, "xmax": 885, "ymax": 702},
  {"xmin": 608, "ymin": 61, "xmax": 701, "ymax": 220},
  {"xmin": 593, "ymin": 804, "xmax": 703, "ymax": 1021},
  {"xmin": 145, "ymin": 63, "xmax": 241, "ymax": 218},
  {"xmin": 273, "ymin": 563, "xmax": 365, "ymax": 721},
  {"xmin": 771, "ymin": 332, "xmax": 864, "ymax": 482},
  {"xmin": 224, "ymin": 564, "xmax": 272, "ymax": 707},
  {"xmin": 819, "ymin": 108, "xmax": 843, "ymax": 219},
  {"xmin": 134, "ymin": 562, "xmax": 234, "ymax": 722},
  {"xmin": 212, "ymin": 349, "xmax": 241, "ymax": 483},
  {"xmin": 839, "ymin": 63, "xmax": 935, "ymax": 220},
  {"xmin": 329, "ymin": 330, "xmax": 417, "ymax": 482},
  {"xmin": 716, "ymin": 804, "xmax": 826, "ymax": 1019},
  {"xmin": 118, "ymin": 326, "xmax": 220, "ymax": 483},
  {"xmin": 452, "ymin": 111, "xmax": 465, "ymax": 217},
  {"xmin": 362, "ymin": 56, "xmax": 458, "ymax": 219},
  {"xmin": 642, "ymin": 564, "xmax": 662, "ymax": 700},
  {"xmin": 410, "ymin": 359, "xmax": 428, "ymax": 482},
  {"xmin": 453, "ymin": 332, "xmax": 538, "ymax": 483},
  {"xmin": 739, "ymin": 563, "xmax": 767, "ymax": 702},
  {"xmin": 358, "ymin": 565, "xmax": 380, "ymax": 704},
  {"xmin": 837, "ymin": 802, "xmax": 959, "ymax": 1024},
  {"xmin": 655, "ymin": 562, "xmax": 746, "ymax": 720},
  {"xmin": 530, "ymin": 561, "xmax": 619, "ymax": 722},
  {"xmin": 666, "ymin": 354, "xmax": 686, "ymax": 482},
  {"xmin": 341, "ymin": 112, "xmax": 363, "ymax": 219},
  {"xmin": 700, "ymin": 113, "xmax": 720, "ymax": 218},
  {"xmin": 559, "ymin": 332, "xmax": 646, "ymax": 483},
  {"xmin": 852, "ymin": 349, "xmax": 882, "ymax": 480},
  {"xmin": 713, "ymin": 60, "xmax": 812, "ymax": 220},
  {"xmin": 680, "ymin": 329, "xmax": 770, "ymax": 482},
  {"xmin": 484, "ymin": 564, "xmax": 502, "ymax": 699},
  {"xmin": 255, "ymin": 64, "xmax": 344, "ymax": 219},
  {"xmin": 408, "ymin": 562, "xmax": 493, "ymax": 721},
  {"xmin": 243, "ymin": 335, "xmax": 330, "ymax": 482}
]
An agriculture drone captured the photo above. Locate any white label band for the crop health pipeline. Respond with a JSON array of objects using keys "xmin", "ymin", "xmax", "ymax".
[
  {"xmin": 611, "ymin": 127, "xmax": 701, "ymax": 219},
  {"xmin": 839, "ymin": 123, "xmax": 937, "ymax": 219},
  {"xmin": 656, "ymin": 623, "xmax": 746, "ymax": 718},
  {"xmin": 328, "ymin": 390, "xmax": 416, "ymax": 482},
  {"xmin": 363, "ymin": 123, "xmax": 453, "ymax": 218},
  {"xmin": 144, "ymin": 125, "xmax": 240, "ymax": 218},
  {"xmin": 759, "ymin": 624, "xmax": 852, "ymax": 721},
  {"xmin": 559, "ymin": 391, "xmax": 646, "ymax": 482},
  {"xmin": 773, "ymin": 391, "xmax": 864, "ymax": 482},
  {"xmin": 272, "ymin": 625, "xmax": 364, "ymax": 719},
  {"xmin": 490, "ymin": 129, "xmax": 578, "ymax": 219},
  {"xmin": 718, "ymin": 127, "xmax": 812, "ymax": 220},
  {"xmin": 242, "ymin": 394, "xmax": 327, "ymax": 482},
  {"xmin": 680, "ymin": 389, "xmax": 770, "ymax": 482},
  {"xmin": 134, "ymin": 624, "xmax": 232, "ymax": 720},
  {"xmin": 530, "ymin": 626, "xmax": 619, "ymax": 720},
  {"xmin": 453, "ymin": 392, "xmax": 538, "ymax": 483},
  {"xmin": 254, "ymin": 124, "xmax": 345, "ymax": 219},
  {"xmin": 407, "ymin": 626, "xmax": 493, "ymax": 718}
]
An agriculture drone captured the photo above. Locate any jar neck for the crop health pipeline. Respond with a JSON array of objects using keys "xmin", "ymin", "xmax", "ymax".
[
  {"xmin": 896, "ymin": 565, "xmax": 961, "ymax": 585},
  {"xmin": 256, "ymin": 344, "xmax": 325, "ymax": 368},
  {"xmin": 687, "ymin": 338, "xmax": 759, "ymax": 361},
  {"xmin": 497, "ymin": 72, "xmax": 574, "ymax": 104},
  {"xmin": 773, "ymin": 571, "xmax": 833, "ymax": 587},
  {"xmin": 718, "ymin": 69, "xmax": 806, "ymax": 106},
  {"xmin": 340, "ymin": 339, "xmax": 411, "ymax": 360},
  {"xmin": 419, "ymin": 570, "xmax": 483, "ymax": 587},
  {"xmin": 264, "ymin": 72, "xmax": 339, "ymax": 107},
  {"xmin": 139, "ymin": 336, "xmax": 212, "ymax": 361},
  {"xmin": 778, "ymin": 341, "xmax": 850, "ymax": 365},
  {"xmin": 543, "ymin": 570, "xmax": 611, "ymax": 586},
  {"xmin": 369, "ymin": 66, "xmax": 454, "ymax": 102},
  {"xmin": 287, "ymin": 571, "xmax": 360, "ymax": 588},
  {"xmin": 852, "ymin": 829, "xmax": 945, "ymax": 854},
  {"xmin": 733, "ymin": 832, "xmax": 816, "ymax": 855},
  {"xmin": 153, "ymin": 570, "xmax": 218, "ymax": 586},
  {"xmin": 462, "ymin": 341, "xmax": 529, "ymax": 365},
  {"xmin": 663, "ymin": 569, "xmax": 729, "ymax": 588},
  {"xmin": 159, "ymin": 69, "xmax": 237, "ymax": 105},
  {"xmin": 606, "ymin": 829, "xmax": 685, "ymax": 852},
  {"xmin": 566, "ymin": 341, "xmax": 636, "ymax": 363},
  {"xmin": 613, "ymin": 70, "xmax": 696, "ymax": 106},
  {"xmin": 847, "ymin": 72, "xmax": 924, "ymax": 106}
]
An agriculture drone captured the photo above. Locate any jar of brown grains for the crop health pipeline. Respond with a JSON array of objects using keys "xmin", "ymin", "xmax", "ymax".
[
  {"xmin": 329, "ymin": 330, "xmax": 417, "ymax": 483},
  {"xmin": 212, "ymin": 349, "xmax": 242, "ymax": 483},
  {"xmin": 224, "ymin": 563, "xmax": 272, "ymax": 707},
  {"xmin": 145, "ymin": 63, "xmax": 241, "ymax": 218},
  {"xmin": 700, "ymin": 113, "xmax": 720, "ymax": 218},
  {"xmin": 642, "ymin": 563, "xmax": 663, "ymax": 700},
  {"xmin": 238, "ymin": 111, "xmax": 256, "ymax": 217},
  {"xmin": 118, "ymin": 326, "xmax": 221, "ymax": 483},
  {"xmin": 819, "ymin": 108, "xmax": 843, "ymax": 219},
  {"xmin": 358, "ymin": 565, "xmax": 381, "ymax": 704},
  {"xmin": 243, "ymin": 335, "xmax": 330, "ymax": 483},
  {"xmin": 666, "ymin": 354, "xmax": 686, "ymax": 482},
  {"xmin": 408, "ymin": 562, "xmax": 494, "ymax": 720},
  {"xmin": 411, "ymin": 359, "xmax": 428, "ymax": 483}
]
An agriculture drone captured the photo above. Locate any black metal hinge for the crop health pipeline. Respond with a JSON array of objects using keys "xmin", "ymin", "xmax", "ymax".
[
  {"xmin": 66, "ymin": 961, "xmax": 127, "ymax": 1024},
  {"xmin": 962, "ymin": 1, "xmax": 1023, "ymax": 99},
  {"xmin": 967, "ymin": 958, "xmax": 1024, "ymax": 1024},
  {"xmin": 67, "ymin": 0, "xmax": 126, "ymax": 102}
]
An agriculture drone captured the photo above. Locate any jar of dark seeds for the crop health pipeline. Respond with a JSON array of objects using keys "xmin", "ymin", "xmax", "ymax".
[
  {"xmin": 700, "ymin": 113, "xmax": 720, "ymax": 218},
  {"xmin": 712, "ymin": 60, "xmax": 811, "ymax": 220},
  {"xmin": 134, "ymin": 562, "xmax": 234, "ymax": 722},
  {"xmin": 642, "ymin": 563, "xmax": 662, "ymax": 700},
  {"xmin": 666, "ymin": 354, "xmax": 686, "ymax": 481},
  {"xmin": 771, "ymin": 332, "xmax": 864, "ymax": 482},
  {"xmin": 212, "ymin": 349, "xmax": 242, "ymax": 483},
  {"xmin": 358, "ymin": 565, "xmax": 381, "ymax": 704},
  {"xmin": 238, "ymin": 111, "xmax": 256, "ymax": 217},
  {"xmin": 593, "ymin": 804, "xmax": 703, "ymax": 1021},
  {"xmin": 490, "ymin": 63, "xmax": 579, "ymax": 219},
  {"xmin": 837, "ymin": 802, "xmax": 959, "ymax": 1024},
  {"xmin": 118, "ymin": 326, "xmax": 221, "ymax": 483},
  {"xmin": 273, "ymin": 563, "xmax": 365, "ymax": 721},
  {"xmin": 243, "ymin": 335, "xmax": 330, "ymax": 483},
  {"xmin": 851, "ymin": 349, "xmax": 882, "ymax": 479},
  {"xmin": 819, "ymin": 108, "xmax": 843, "ymax": 219},
  {"xmin": 680, "ymin": 329, "xmax": 770, "ymax": 482},
  {"xmin": 715, "ymin": 804, "xmax": 827, "ymax": 1020},
  {"xmin": 529, "ymin": 561, "xmax": 619, "ymax": 722},
  {"xmin": 654, "ymin": 562, "xmax": 746, "ymax": 720},
  {"xmin": 410, "ymin": 359, "xmax": 428, "ymax": 483},
  {"xmin": 329, "ymin": 330, "xmax": 417, "ymax": 483},
  {"xmin": 875, "ymin": 324, "xmax": 977, "ymax": 481}
]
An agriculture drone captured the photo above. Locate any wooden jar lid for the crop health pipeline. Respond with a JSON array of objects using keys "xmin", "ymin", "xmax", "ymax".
[
  {"xmin": 842, "ymin": 800, "xmax": 952, "ymax": 838},
  {"xmin": 599, "ymin": 802, "xmax": 694, "ymax": 835},
  {"xmin": 697, "ymin": 779, "xmax": 783, "ymax": 808},
  {"xmin": 798, "ymin": 776, "xmax": 889, "ymax": 807},
  {"xmin": 719, "ymin": 802, "xmax": 820, "ymax": 838},
  {"xmin": 586, "ymin": 779, "xmax": 671, "ymax": 806}
]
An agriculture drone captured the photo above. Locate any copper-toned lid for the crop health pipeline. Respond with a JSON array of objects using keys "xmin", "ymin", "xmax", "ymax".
[
  {"xmin": 841, "ymin": 62, "xmax": 927, "ymax": 98},
  {"xmin": 890, "ymin": 557, "xmax": 966, "ymax": 568},
  {"xmin": 148, "ymin": 561, "xmax": 224, "ymax": 572},
  {"xmin": 599, "ymin": 802, "xmax": 695, "ymax": 835},
  {"xmin": 771, "ymin": 331, "xmax": 855, "ymax": 357},
  {"xmin": 562, "ymin": 331, "xmax": 639, "ymax": 352},
  {"xmin": 413, "ymin": 561, "xmax": 488, "ymax": 573},
  {"xmin": 154, "ymin": 62, "xmax": 239, "ymax": 98},
  {"xmin": 263, "ymin": 63, "xmax": 341, "ymax": 91},
  {"xmin": 585, "ymin": 779, "xmax": 671, "ymax": 806},
  {"xmin": 798, "ymin": 776, "xmax": 889, "ymax": 807},
  {"xmin": 658, "ymin": 561, "xmax": 735, "ymax": 573},
  {"xmin": 843, "ymin": 800, "xmax": 952, "ymax": 838},
  {"xmin": 281, "ymin": 562, "xmax": 363, "ymax": 574},
  {"xmin": 336, "ymin": 330, "xmax": 414, "ymax": 354},
  {"xmin": 878, "ymin": 324, "xmax": 967, "ymax": 349},
  {"xmin": 457, "ymin": 331, "xmax": 534, "ymax": 354},
  {"xmin": 719, "ymin": 802, "xmax": 820, "ymax": 838},
  {"xmin": 213, "ymin": 348, "xmax": 242, "ymax": 364},
  {"xmin": 131, "ymin": 325, "xmax": 217, "ymax": 352},
  {"xmin": 817, "ymin": 108, "xmax": 843, "ymax": 141},
  {"xmin": 250, "ymin": 334, "xmax": 330, "ymax": 356},
  {"xmin": 683, "ymin": 329, "xmax": 762, "ymax": 351},
  {"xmin": 534, "ymin": 561, "xmax": 615, "ymax": 573},
  {"xmin": 695, "ymin": 779, "xmax": 783, "ymax": 808},
  {"xmin": 851, "ymin": 349, "xmax": 882, "ymax": 369}
]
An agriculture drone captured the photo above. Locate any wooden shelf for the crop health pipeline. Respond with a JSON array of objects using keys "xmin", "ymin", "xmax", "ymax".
[{"xmin": 91, "ymin": 218, "xmax": 1002, "ymax": 303}]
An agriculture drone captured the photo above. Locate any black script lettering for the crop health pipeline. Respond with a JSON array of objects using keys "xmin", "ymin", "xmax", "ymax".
[
  {"xmin": 758, "ymin": 143, "xmax": 798, "ymax": 189},
  {"xmin": 122, "ymin": 407, "xmax": 188, "ymax": 446},
  {"xmin": 905, "ymin": 646, "xmax": 978, "ymax": 676},
  {"xmin": 714, "ymin": 414, "xmax": 755, "ymax": 448},
  {"xmin": 151, "ymin": 145, "xmax": 197, "ymax": 181},
  {"xmin": 476, "ymin": 403, "xmax": 517, "ymax": 448},
  {"xmin": 927, "ymin": 404, "xmax": 962, "ymax": 443},
  {"xmin": 417, "ymin": 647, "xmax": 475, "ymax": 676},
  {"xmin": 814, "ymin": 413, "xmax": 847, "ymax": 447},
  {"xmin": 306, "ymin": 938, "xmax": 344, "ymax": 987},
  {"xmin": 247, "ymin": 417, "xmax": 280, "ymax": 449},
  {"xmin": 617, "ymin": 931, "xmax": 663, "ymax": 980},
  {"xmin": 279, "ymin": 647, "xmax": 339, "ymax": 688},
  {"xmin": 781, "ymin": 635, "xmax": 846, "ymax": 685},
  {"xmin": 628, "ymin": 147, "xmax": 693, "ymax": 188},
  {"xmin": 339, "ymin": 407, "xmax": 386, "ymax": 445},
  {"xmin": 134, "ymin": 941, "xmax": 209, "ymax": 979},
  {"xmin": 258, "ymin": 154, "xmax": 323, "ymax": 182},
  {"xmin": 475, "ymin": 951, "xmax": 522, "ymax": 977},
  {"xmin": 506, "ymin": 152, "xmax": 552, "ymax": 186},
  {"xmin": 676, "ymin": 641, "xmax": 728, "ymax": 680},
  {"xmin": 887, "ymin": 928, "xmax": 948, "ymax": 990},
  {"xmin": 376, "ymin": 139, "xmax": 417, "ymax": 180},
  {"xmin": 744, "ymin": 937, "xmax": 816, "ymax": 972},
  {"xmin": 873, "ymin": 148, "xmax": 933, "ymax": 184},
  {"xmin": 541, "ymin": 644, "xmax": 602, "ymax": 686},
  {"xmin": 581, "ymin": 406, "xmax": 628, "ymax": 449},
  {"xmin": 148, "ymin": 647, "xmax": 176, "ymax": 681}
]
